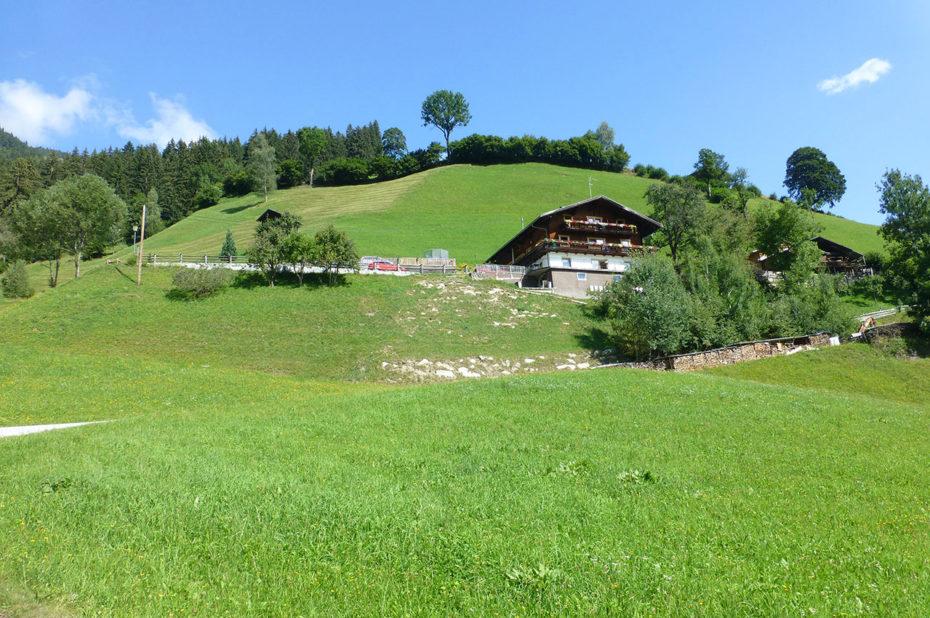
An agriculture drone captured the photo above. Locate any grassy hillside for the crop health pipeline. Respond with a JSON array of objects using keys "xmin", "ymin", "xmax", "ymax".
[
  {"xmin": 706, "ymin": 342, "xmax": 930, "ymax": 407},
  {"xmin": 130, "ymin": 163, "xmax": 884, "ymax": 261},
  {"xmin": 0, "ymin": 266, "xmax": 603, "ymax": 392}
]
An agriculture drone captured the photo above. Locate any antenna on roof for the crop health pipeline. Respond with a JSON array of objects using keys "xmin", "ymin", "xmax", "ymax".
[{"xmin": 588, "ymin": 176, "xmax": 595, "ymax": 198}]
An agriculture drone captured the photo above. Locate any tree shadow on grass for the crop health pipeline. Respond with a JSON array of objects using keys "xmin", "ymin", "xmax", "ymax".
[
  {"xmin": 221, "ymin": 200, "xmax": 262, "ymax": 215},
  {"xmin": 230, "ymin": 270, "xmax": 352, "ymax": 290},
  {"xmin": 112, "ymin": 265, "xmax": 136, "ymax": 283},
  {"xmin": 572, "ymin": 300, "xmax": 618, "ymax": 358}
]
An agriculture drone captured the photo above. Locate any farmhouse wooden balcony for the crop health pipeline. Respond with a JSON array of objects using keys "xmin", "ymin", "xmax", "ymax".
[
  {"xmin": 561, "ymin": 218, "xmax": 637, "ymax": 235},
  {"xmin": 518, "ymin": 239, "xmax": 657, "ymax": 264}
]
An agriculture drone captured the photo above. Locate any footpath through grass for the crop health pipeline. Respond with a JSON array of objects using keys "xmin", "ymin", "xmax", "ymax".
[{"xmin": 1, "ymin": 366, "xmax": 929, "ymax": 615}]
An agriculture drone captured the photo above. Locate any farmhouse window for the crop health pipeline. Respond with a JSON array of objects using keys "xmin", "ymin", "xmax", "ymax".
[
  {"xmin": 562, "ymin": 258, "xmax": 571, "ymax": 268},
  {"xmin": 577, "ymin": 272, "xmax": 587, "ymax": 280},
  {"xmin": 588, "ymin": 237, "xmax": 606, "ymax": 245},
  {"xmin": 598, "ymin": 260, "xmax": 608, "ymax": 270}
]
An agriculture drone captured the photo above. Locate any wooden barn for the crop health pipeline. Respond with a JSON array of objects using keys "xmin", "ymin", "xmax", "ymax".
[
  {"xmin": 485, "ymin": 196, "xmax": 661, "ymax": 296},
  {"xmin": 811, "ymin": 236, "xmax": 867, "ymax": 274}
]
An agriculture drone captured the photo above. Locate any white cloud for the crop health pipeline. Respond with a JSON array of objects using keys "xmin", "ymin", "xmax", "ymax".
[
  {"xmin": 0, "ymin": 79, "xmax": 93, "ymax": 144},
  {"xmin": 117, "ymin": 94, "xmax": 215, "ymax": 147},
  {"xmin": 0, "ymin": 78, "xmax": 214, "ymax": 148},
  {"xmin": 817, "ymin": 58, "xmax": 892, "ymax": 95}
]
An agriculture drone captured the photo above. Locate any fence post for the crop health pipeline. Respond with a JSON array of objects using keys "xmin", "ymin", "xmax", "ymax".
[
  {"xmin": 204, "ymin": 255, "xmax": 208, "ymax": 265},
  {"xmin": 179, "ymin": 253, "xmax": 183, "ymax": 264}
]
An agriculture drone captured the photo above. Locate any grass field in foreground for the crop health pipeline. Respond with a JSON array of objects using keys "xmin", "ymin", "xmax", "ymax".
[{"xmin": 1, "ymin": 363, "xmax": 929, "ymax": 616}]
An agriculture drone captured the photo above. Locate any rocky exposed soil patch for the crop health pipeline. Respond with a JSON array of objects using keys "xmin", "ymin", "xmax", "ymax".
[{"xmin": 382, "ymin": 352, "xmax": 598, "ymax": 382}]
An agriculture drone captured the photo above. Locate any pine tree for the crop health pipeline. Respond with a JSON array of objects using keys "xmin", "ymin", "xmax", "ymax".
[{"xmin": 219, "ymin": 229, "xmax": 238, "ymax": 258}]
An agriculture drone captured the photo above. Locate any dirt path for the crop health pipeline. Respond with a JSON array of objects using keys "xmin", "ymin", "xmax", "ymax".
[{"xmin": 0, "ymin": 421, "xmax": 108, "ymax": 439}]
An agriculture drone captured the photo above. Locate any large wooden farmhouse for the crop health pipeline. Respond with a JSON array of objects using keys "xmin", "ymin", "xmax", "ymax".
[{"xmin": 486, "ymin": 196, "xmax": 661, "ymax": 296}]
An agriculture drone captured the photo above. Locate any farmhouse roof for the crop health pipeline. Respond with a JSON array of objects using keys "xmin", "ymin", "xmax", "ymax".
[
  {"xmin": 485, "ymin": 195, "xmax": 661, "ymax": 263},
  {"xmin": 810, "ymin": 236, "xmax": 863, "ymax": 260},
  {"xmin": 256, "ymin": 209, "xmax": 283, "ymax": 222}
]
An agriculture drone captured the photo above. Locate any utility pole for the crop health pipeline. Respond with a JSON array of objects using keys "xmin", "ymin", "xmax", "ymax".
[{"xmin": 136, "ymin": 204, "xmax": 146, "ymax": 286}]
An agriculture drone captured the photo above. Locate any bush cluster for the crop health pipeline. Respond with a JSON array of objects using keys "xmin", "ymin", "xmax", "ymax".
[
  {"xmin": 170, "ymin": 267, "xmax": 232, "ymax": 299},
  {"xmin": 1, "ymin": 261, "xmax": 34, "ymax": 298},
  {"xmin": 448, "ymin": 133, "xmax": 630, "ymax": 173},
  {"xmin": 633, "ymin": 164, "xmax": 670, "ymax": 181},
  {"xmin": 594, "ymin": 252, "xmax": 854, "ymax": 360}
]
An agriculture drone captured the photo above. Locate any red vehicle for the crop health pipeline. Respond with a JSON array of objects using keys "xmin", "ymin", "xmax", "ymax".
[{"xmin": 368, "ymin": 261, "xmax": 406, "ymax": 272}]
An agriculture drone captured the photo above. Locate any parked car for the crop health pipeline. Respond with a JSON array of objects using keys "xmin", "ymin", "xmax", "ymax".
[{"xmin": 368, "ymin": 260, "xmax": 406, "ymax": 272}]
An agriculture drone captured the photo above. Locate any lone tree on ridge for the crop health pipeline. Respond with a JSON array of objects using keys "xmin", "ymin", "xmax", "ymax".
[{"xmin": 421, "ymin": 90, "xmax": 471, "ymax": 158}]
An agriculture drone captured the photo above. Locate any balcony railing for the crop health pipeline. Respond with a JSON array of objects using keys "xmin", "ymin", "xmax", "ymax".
[
  {"xmin": 518, "ymin": 239, "xmax": 657, "ymax": 264},
  {"xmin": 562, "ymin": 218, "xmax": 637, "ymax": 234}
]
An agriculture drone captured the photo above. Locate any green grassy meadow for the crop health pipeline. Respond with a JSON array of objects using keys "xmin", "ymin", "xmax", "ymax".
[{"xmin": 2, "ymin": 355, "xmax": 929, "ymax": 616}]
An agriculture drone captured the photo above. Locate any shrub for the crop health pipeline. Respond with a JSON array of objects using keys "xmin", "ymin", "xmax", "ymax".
[
  {"xmin": 223, "ymin": 170, "xmax": 255, "ymax": 196},
  {"xmin": 317, "ymin": 158, "xmax": 370, "ymax": 185},
  {"xmin": 276, "ymin": 159, "xmax": 303, "ymax": 189},
  {"xmin": 647, "ymin": 166, "xmax": 670, "ymax": 181},
  {"xmin": 170, "ymin": 267, "xmax": 232, "ymax": 299},
  {"xmin": 193, "ymin": 183, "xmax": 223, "ymax": 209},
  {"xmin": 708, "ymin": 186, "xmax": 732, "ymax": 204},
  {"xmin": 1, "ymin": 261, "xmax": 34, "ymax": 298},
  {"xmin": 598, "ymin": 255, "xmax": 693, "ymax": 359}
]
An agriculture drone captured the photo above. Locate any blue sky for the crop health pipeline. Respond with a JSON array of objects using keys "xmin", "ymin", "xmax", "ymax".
[{"xmin": 2, "ymin": 0, "xmax": 927, "ymax": 225}]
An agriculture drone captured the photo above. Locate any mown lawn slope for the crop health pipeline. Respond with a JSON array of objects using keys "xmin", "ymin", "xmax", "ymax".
[{"xmin": 132, "ymin": 163, "xmax": 884, "ymax": 261}]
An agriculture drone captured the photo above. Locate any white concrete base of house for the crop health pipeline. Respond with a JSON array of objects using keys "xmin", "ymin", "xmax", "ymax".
[{"xmin": 0, "ymin": 421, "xmax": 108, "ymax": 439}]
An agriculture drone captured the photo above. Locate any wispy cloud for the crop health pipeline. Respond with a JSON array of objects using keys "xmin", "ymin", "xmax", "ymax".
[
  {"xmin": 0, "ymin": 78, "xmax": 214, "ymax": 148},
  {"xmin": 0, "ymin": 79, "xmax": 93, "ymax": 144},
  {"xmin": 117, "ymin": 94, "xmax": 215, "ymax": 147},
  {"xmin": 817, "ymin": 58, "xmax": 891, "ymax": 95}
]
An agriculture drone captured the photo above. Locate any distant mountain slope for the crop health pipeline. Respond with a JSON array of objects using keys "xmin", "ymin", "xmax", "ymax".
[
  {"xmin": 0, "ymin": 127, "xmax": 62, "ymax": 161},
  {"xmin": 132, "ymin": 163, "xmax": 884, "ymax": 261}
]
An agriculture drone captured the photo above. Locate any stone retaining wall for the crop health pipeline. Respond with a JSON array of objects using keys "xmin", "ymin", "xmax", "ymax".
[{"xmin": 603, "ymin": 333, "xmax": 835, "ymax": 373}]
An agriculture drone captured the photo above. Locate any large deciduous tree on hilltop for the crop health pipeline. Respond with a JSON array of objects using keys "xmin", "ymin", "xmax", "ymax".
[
  {"xmin": 692, "ymin": 148, "xmax": 730, "ymax": 198},
  {"xmin": 421, "ymin": 90, "xmax": 471, "ymax": 158},
  {"xmin": 382, "ymin": 128, "xmax": 407, "ymax": 160},
  {"xmin": 594, "ymin": 122, "xmax": 615, "ymax": 153},
  {"xmin": 784, "ymin": 147, "xmax": 846, "ymax": 219}
]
